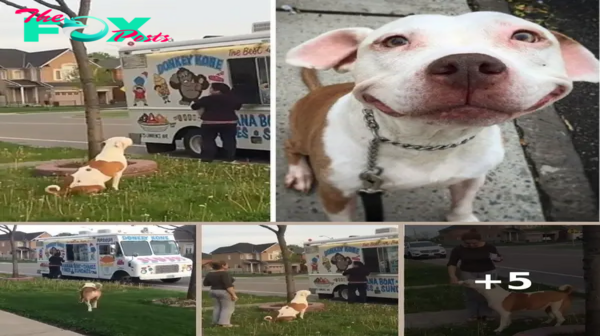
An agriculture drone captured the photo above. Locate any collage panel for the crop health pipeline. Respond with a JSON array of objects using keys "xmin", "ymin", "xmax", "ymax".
[
  {"xmin": 275, "ymin": 0, "xmax": 599, "ymax": 223},
  {"xmin": 0, "ymin": 0, "xmax": 270, "ymax": 223},
  {"xmin": 403, "ymin": 224, "xmax": 597, "ymax": 336},
  {"xmin": 0, "ymin": 223, "xmax": 197, "ymax": 336},
  {"xmin": 201, "ymin": 224, "xmax": 400, "ymax": 336}
]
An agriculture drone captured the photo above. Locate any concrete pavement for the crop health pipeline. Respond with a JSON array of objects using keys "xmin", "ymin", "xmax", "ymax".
[
  {"xmin": 0, "ymin": 310, "xmax": 84, "ymax": 336},
  {"xmin": 274, "ymin": 0, "xmax": 545, "ymax": 221}
]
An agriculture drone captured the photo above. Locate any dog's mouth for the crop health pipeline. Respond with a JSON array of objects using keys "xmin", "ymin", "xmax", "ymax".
[
  {"xmin": 524, "ymin": 85, "xmax": 567, "ymax": 112},
  {"xmin": 363, "ymin": 94, "xmax": 405, "ymax": 117}
]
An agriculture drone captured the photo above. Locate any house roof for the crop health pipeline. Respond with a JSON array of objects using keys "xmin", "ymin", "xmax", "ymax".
[
  {"xmin": 0, "ymin": 231, "xmax": 48, "ymax": 241},
  {"xmin": 0, "ymin": 48, "xmax": 69, "ymax": 68},
  {"xmin": 211, "ymin": 242, "xmax": 276, "ymax": 255},
  {"xmin": 173, "ymin": 225, "xmax": 195, "ymax": 241},
  {"xmin": 202, "ymin": 253, "xmax": 212, "ymax": 260}
]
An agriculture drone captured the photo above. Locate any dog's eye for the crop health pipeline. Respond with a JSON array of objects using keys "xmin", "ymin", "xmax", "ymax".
[
  {"xmin": 511, "ymin": 30, "xmax": 540, "ymax": 43},
  {"xmin": 381, "ymin": 36, "xmax": 409, "ymax": 48}
]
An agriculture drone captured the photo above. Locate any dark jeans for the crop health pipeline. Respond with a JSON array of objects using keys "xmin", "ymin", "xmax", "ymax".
[
  {"xmin": 348, "ymin": 283, "xmax": 368, "ymax": 303},
  {"xmin": 200, "ymin": 123, "xmax": 237, "ymax": 162},
  {"xmin": 49, "ymin": 266, "xmax": 62, "ymax": 279}
]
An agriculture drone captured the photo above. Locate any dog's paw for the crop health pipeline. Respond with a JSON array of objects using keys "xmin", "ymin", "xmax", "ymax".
[
  {"xmin": 446, "ymin": 212, "xmax": 479, "ymax": 222},
  {"xmin": 285, "ymin": 166, "xmax": 313, "ymax": 193}
]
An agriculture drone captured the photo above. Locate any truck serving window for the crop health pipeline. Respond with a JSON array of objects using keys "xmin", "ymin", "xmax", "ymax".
[{"xmin": 227, "ymin": 56, "xmax": 270, "ymax": 105}]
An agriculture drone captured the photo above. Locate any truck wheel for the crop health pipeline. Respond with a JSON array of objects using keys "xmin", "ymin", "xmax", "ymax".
[
  {"xmin": 112, "ymin": 271, "xmax": 133, "ymax": 284},
  {"xmin": 183, "ymin": 128, "xmax": 203, "ymax": 158},
  {"xmin": 336, "ymin": 286, "xmax": 349, "ymax": 301},
  {"xmin": 318, "ymin": 293, "xmax": 333, "ymax": 300},
  {"xmin": 160, "ymin": 278, "xmax": 181, "ymax": 283},
  {"xmin": 145, "ymin": 142, "xmax": 175, "ymax": 154}
]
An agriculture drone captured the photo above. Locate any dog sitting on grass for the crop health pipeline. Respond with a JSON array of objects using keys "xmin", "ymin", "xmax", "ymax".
[
  {"xmin": 263, "ymin": 290, "xmax": 311, "ymax": 322},
  {"xmin": 80, "ymin": 282, "xmax": 103, "ymax": 312}
]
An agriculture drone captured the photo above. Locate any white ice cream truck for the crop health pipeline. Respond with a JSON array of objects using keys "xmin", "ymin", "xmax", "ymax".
[
  {"xmin": 36, "ymin": 230, "xmax": 193, "ymax": 283},
  {"xmin": 304, "ymin": 229, "xmax": 399, "ymax": 301},
  {"xmin": 118, "ymin": 31, "xmax": 270, "ymax": 157}
]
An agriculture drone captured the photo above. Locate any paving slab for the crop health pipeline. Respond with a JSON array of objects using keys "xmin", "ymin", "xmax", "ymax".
[
  {"xmin": 275, "ymin": 9, "xmax": 545, "ymax": 222},
  {"xmin": 276, "ymin": 0, "xmax": 469, "ymax": 15},
  {"xmin": 0, "ymin": 310, "xmax": 84, "ymax": 336}
]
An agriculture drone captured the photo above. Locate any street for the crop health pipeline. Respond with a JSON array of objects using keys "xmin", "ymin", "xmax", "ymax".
[
  {"xmin": 0, "ymin": 262, "xmax": 190, "ymax": 292},
  {"xmin": 202, "ymin": 275, "xmax": 309, "ymax": 297},
  {"xmin": 418, "ymin": 244, "xmax": 584, "ymax": 291}
]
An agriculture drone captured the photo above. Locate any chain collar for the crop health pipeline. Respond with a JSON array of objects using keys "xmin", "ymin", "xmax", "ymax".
[{"xmin": 358, "ymin": 108, "xmax": 477, "ymax": 193}]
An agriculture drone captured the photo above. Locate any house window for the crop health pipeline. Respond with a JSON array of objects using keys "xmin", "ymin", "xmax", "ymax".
[
  {"xmin": 16, "ymin": 241, "xmax": 23, "ymax": 247},
  {"xmin": 12, "ymin": 70, "xmax": 24, "ymax": 79},
  {"xmin": 184, "ymin": 244, "xmax": 193, "ymax": 255},
  {"xmin": 227, "ymin": 56, "xmax": 271, "ymax": 105},
  {"xmin": 30, "ymin": 68, "xmax": 37, "ymax": 81},
  {"xmin": 54, "ymin": 70, "xmax": 62, "ymax": 80},
  {"xmin": 227, "ymin": 255, "xmax": 231, "ymax": 260}
]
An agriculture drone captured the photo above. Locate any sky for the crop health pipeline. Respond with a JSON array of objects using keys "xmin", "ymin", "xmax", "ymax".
[
  {"xmin": 201, "ymin": 225, "xmax": 399, "ymax": 254},
  {"xmin": 6, "ymin": 224, "xmax": 178, "ymax": 235},
  {"xmin": 0, "ymin": 0, "xmax": 270, "ymax": 55}
]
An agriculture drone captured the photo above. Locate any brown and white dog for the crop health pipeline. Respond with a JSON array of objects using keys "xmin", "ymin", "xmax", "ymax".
[
  {"xmin": 459, "ymin": 279, "xmax": 573, "ymax": 333},
  {"xmin": 283, "ymin": 12, "xmax": 599, "ymax": 221},
  {"xmin": 263, "ymin": 290, "xmax": 311, "ymax": 322},
  {"xmin": 45, "ymin": 136, "xmax": 133, "ymax": 196},
  {"xmin": 80, "ymin": 282, "xmax": 103, "ymax": 312}
]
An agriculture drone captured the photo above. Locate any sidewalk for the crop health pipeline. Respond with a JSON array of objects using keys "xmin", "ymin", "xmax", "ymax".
[
  {"xmin": 404, "ymin": 299, "xmax": 585, "ymax": 329},
  {"xmin": 274, "ymin": 0, "xmax": 546, "ymax": 221},
  {"xmin": 0, "ymin": 310, "xmax": 84, "ymax": 336}
]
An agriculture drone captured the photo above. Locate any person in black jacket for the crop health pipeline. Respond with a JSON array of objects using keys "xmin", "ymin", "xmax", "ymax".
[
  {"xmin": 48, "ymin": 252, "xmax": 64, "ymax": 279},
  {"xmin": 342, "ymin": 261, "xmax": 370, "ymax": 303},
  {"xmin": 190, "ymin": 83, "xmax": 242, "ymax": 162}
]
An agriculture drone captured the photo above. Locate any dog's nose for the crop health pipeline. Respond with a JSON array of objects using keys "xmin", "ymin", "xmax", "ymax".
[{"xmin": 426, "ymin": 53, "xmax": 507, "ymax": 88}]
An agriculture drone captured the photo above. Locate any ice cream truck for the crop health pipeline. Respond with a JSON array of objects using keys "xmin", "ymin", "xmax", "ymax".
[
  {"xmin": 118, "ymin": 31, "xmax": 270, "ymax": 157},
  {"xmin": 304, "ymin": 230, "xmax": 399, "ymax": 301},
  {"xmin": 36, "ymin": 230, "xmax": 193, "ymax": 283}
]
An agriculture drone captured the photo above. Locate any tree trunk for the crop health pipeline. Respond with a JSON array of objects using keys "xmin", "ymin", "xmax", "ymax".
[
  {"xmin": 275, "ymin": 225, "xmax": 296, "ymax": 302},
  {"xmin": 583, "ymin": 226, "xmax": 600, "ymax": 336},
  {"xmin": 9, "ymin": 230, "xmax": 18, "ymax": 278},
  {"xmin": 187, "ymin": 228, "xmax": 197, "ymax": 300},
  {"xmin": 70, "ymin": 0, "xmax": 104, "ymax": 159}
]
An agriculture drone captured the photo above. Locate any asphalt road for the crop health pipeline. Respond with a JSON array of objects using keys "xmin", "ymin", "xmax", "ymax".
[
  {"xmin": 417, "ymin": 243, "xmax": 585, "ymax": 291},
  {"xmin": 202, "ymin": 275, "xmax": 310, "ymax": 297},
  {"xmin": 0, "ymin": 262, "xmax": 190, "ymax": 292}
]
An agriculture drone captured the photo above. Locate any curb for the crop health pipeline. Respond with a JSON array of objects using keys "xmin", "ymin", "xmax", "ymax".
[{"xmin": 471, "ymin": 0, "xmax": 598, "ymax": 221}]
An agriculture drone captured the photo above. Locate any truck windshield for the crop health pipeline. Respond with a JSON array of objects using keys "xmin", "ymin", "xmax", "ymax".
[
  {"xmin": 119, "ymin": 241, "xmax": 153, "ymax": 256},
  {"xmin": 150, "ymin": 240, "xmax": 180, "ymax": 255}
]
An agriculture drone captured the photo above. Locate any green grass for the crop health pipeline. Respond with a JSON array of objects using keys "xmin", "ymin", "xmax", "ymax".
[
  {"xmin": 405, "ymin": 315, "xmax": 584, "ymax": 336},
  {"xmin": 405, "ymin": 259, "xmax": 450, "ymax": 286},
  {"xmin": 404, "ymin": 261, "xmax": 584, "ymax": 313},
  {"xmin": 202, "ymin": 292, "xmax": 286, "ymax": 307},
  {"xmin": 0, "ymin": 141, "xmax": 87, "ymax": 164},
  {"xmin": 0, "ymin": 147, "xmax": 269, "ymax": 221},
  {"xmin": 0, "ymin": 277, "xmax": 194, "ymax": 336},
  {"xmin": 202, "ymin": 295, "xmax": 397, "ymax": 336}
]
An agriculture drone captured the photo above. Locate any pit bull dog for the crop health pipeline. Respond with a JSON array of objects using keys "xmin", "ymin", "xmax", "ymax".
[
  {"xmin": 80, "ymin": 282, "xmax": 103, "ymax": 312},
  {"xmin": 263, "ymin": 290, "xmax": 312, "ymax": 322},
  {"xmin": 45, "ymin": 136, "xmax": 133, "ymax": 196},
  {"xmin": 283, "ymin": 11, "xmax": 599, "ymax": 222}
]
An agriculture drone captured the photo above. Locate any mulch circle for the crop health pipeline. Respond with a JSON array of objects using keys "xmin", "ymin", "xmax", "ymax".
[
  {"xmin": 33, "ymin": 159, "xmax": 158, "ymax": 177},
  {"xmin": 258, "ymin": 302, "xmax": 325, "ymax": 312},
  {"xmin": 512, "ymin": 325, "xmax": 585, "ymax": 336}
]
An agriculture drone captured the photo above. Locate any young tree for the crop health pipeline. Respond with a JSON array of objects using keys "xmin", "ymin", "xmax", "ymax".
[
  {"xmin": 260, "ymin": 225, "xmax": 296, "ymax": 302},
  {"xmin": 0, "ymin": 0, "xmax": 105, "ymax": 158},
  {"xmin": 0, "ymin": 225, "xmax": 19, "ymax": 278},
  {"xmin": 582, "ymin": 226, "xmax": 600, "ymax": 335},
  {"xmin": 157, "ymin": 225, "xmax": 196, "ymax": 300}
]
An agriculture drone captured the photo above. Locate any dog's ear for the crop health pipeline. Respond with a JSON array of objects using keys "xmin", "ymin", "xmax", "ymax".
[
  {"xmin": 286, "ymin": 28, "xmax": 373, "ymax": 73},
  {"xmin": 551, "ymin": 31, "xmax": 599, "ymax": 83}
]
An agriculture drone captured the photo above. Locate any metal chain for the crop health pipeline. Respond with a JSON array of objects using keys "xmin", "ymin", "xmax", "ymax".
[{"xmin": 358, "ymin": 108, "xmax": 478, "ymax": 193}]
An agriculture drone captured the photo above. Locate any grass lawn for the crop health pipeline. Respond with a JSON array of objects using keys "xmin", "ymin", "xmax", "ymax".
[
  {"xmin": 0, "ymin": 145, "xmax": 269, "ymax": 221},
  {"xmin": 202, "ymin": 295, "xmax": 397, "ymax": 336},
  {"xmin": 405, "ymin": 259, "xmax": 450, "ymax": 287},
  {"xmin": 202, "ymin": 292, "xmax": 285, "ymax": 307},
  {"xmin": 405, "ymin": 261, "xmax": 583, "ymax": 313},
  {"xmin": 0, "ymin": 141, "xmax": 87, "ymax": 164},
  {"xmin": 405, "ymin": 315, "xmax": 584, "ymax": 336},
  {"xmin": 0, "ymin": 278, "xmax": 194, "ymax": 336}
]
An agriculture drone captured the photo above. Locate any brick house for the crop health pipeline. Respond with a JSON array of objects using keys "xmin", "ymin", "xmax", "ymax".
[
  {"xmin": 173, "ymin": 225, "xmax": 195, "ymax": 259},
  {"xmin": 202, "ymin": 253, "xmax": 213, "ymax": 270},
  {"xmin": 437, "ymin": 225, "xmax": 570, "ymax": 244},
  {"xmin": 0, "ymin": 231, "xmax": 52, "ymax": 260},
  {"xmin": 0, "ymin": 48, "xmax": 120, "ymax": 106},
  {"xmin": 210, "ymin": 242, "xmax": 301, "ymax": 274},
  {"xmin": 95, "ymin": 58, "xmax": 125, "ymax": 103}
]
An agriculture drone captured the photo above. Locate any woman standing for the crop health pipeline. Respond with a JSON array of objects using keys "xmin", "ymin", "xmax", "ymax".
[
  {"xmin": 447, "ymin": 229, "xmax": 503, "ymax": 321},
  {"xmin": 202, "ymin": 260, "xmax": 238, "ymax": 328},
  {"xmin": 191, "ymin": 83, "xmax": 242, "ymax": 162},
  {"xmin": 342, "ymin": 261, "xmax": 371, "ymax": 303}
]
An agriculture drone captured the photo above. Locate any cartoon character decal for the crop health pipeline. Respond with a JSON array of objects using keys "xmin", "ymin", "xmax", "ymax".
[
  {"xmin": 132, "ymin": 72, "xmax": 148, "ymax": 106},
  {"xmin": 331, "ymin": 253, "xmax": 352, "ymax": 273},
  {"xmin": 169, "ymin": 67, "xmax": 209, "ymax": 105},
  {"xmin": 322, "ymin": 256, "xmax": 332, "ymax": 272},
  {"xmin": 153, "ymin": 73, "xmax": 171, "ymax": 103},
  {"xmin": 311, "ymin": 255, "xmax": 320, "ymax": 274}
]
